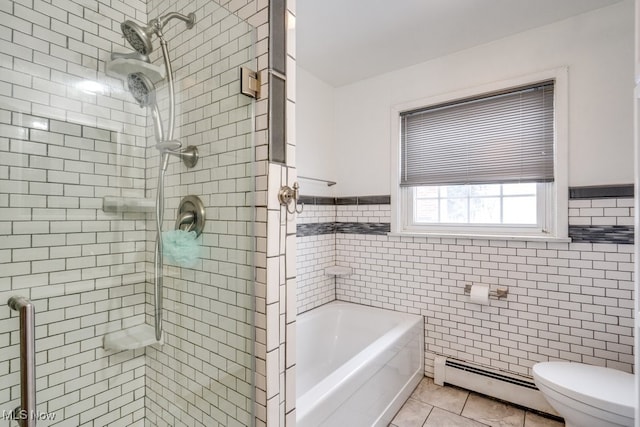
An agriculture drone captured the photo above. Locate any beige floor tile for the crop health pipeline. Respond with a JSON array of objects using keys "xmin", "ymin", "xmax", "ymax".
[
  {"xmin": 424, "ymin": 407, "xmax": 490, "ymax": 427},
  {"xmin": 390, "ymin": 398, "xmax": 434, "ymax": 427},
  {"xmin": 523, "ymin": 411, "xmax": 564, "ymax": 427},
  {"xmin": 461, "ymin": 393, "xmax": 525, "ymax": 427},
  {"xmin": 411, "ymin": 378, "xmax": 470, "ymax": 414}
]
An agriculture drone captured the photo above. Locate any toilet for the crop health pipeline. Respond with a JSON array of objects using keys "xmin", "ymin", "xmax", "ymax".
[{"xmin": 532, "ymin": 362, "xmax": 635, "ymax": 427}]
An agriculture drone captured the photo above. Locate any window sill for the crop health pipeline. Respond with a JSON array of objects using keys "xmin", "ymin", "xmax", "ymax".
[{"xmin": 388, "ymin": 231, "xmax": 571, "ymax": 243}]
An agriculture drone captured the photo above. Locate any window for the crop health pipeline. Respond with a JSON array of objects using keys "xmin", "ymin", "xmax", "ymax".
[
  {"xmin": 413, "ymin": 183, "xmax": 541, "ymax": 225},
  {"xmin": 392, "ymin": 71, "xmax": 568, "ymax": 238}
]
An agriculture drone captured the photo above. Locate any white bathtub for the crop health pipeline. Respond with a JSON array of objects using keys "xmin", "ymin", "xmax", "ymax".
[{"xmin": 296, "ymin": 301, "xmax": 424, "ymax": 427}]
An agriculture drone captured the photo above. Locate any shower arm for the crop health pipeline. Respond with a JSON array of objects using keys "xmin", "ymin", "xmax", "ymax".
[{"xmin": 153, "ymin": 12, "xmax": 196, "ymax": 31}]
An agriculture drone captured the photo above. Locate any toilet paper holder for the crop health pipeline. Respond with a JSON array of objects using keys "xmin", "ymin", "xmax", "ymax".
[{"xmin": 464, "ymin": 284, "xmax": 508, "ymax": 299}]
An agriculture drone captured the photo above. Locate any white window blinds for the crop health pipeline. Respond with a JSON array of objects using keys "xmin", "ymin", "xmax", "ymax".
[{"xmin": 400, "ymin": 81, "xmax": 555, "ymax": 187}]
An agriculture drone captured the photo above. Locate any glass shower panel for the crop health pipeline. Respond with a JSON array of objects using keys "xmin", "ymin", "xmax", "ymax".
[
  {"xmin": 143, "ymin": 1, "xmax": 257, "ymax": 426},
  {"xmin": 0, "ymin": 1, "xmax": 256, "ymax": 426}
]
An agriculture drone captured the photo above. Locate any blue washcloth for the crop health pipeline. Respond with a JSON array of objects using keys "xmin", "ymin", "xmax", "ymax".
[{"xmin": 162, "ymin": 229, "xmax": 201, "ymax": 268}]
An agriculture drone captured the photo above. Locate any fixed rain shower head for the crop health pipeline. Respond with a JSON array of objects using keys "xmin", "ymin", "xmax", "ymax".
[
  {"xmin": 127, "ymin": 72, "xmax": 156, "ymax": 107},
  {"xmin": 121, "ymin": 13, "xmax": 196, "ymax": 55}
]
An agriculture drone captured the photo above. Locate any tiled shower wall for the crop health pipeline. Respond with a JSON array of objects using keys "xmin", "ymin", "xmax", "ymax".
[
  {"xmin": 0, "ymin": 0, "xmax": 150, "ymax": 425},
  {"xmin": 141, "ymin": 1, "xmax": 259, "ymax": 426},
  {"xmin": 138, "ymin": 0, "xmax": 299, "ymax": 426},
  {"xmin": 2, "ymin": 1, "xmax": 294, "ymax": 426},
  {"xmin": 297, "ymin": 194, "xmax": 635, "ymax": 380}
]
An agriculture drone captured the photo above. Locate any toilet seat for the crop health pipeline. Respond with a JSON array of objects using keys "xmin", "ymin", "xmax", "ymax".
[{"xmin": 532, "ymin": 362, "xmax": 635, "ymax": 419}]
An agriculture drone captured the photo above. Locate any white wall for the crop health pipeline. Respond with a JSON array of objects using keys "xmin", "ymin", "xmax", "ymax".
[
  {"xmin": 297, "ymin": 1, "xmax": 634, "ymax": 196},
  {"xmin": 296, "ymin": 66, "xmax": 337, "ymax": 197}
]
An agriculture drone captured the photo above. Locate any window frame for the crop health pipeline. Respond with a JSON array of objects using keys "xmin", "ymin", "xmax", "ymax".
[{"xmin": 390, "ymin": 68, "xmax": 568, "ymax": 240}]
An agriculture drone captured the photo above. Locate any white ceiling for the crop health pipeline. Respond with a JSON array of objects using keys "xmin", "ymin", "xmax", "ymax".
[{"xmin": 296, "ymin": 0, "xmax": 623, "ymax": 87}]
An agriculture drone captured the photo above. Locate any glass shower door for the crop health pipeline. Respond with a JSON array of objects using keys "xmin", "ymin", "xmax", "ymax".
[{"xmin": 0, "ymin": 1, "xmax": 256, "ymax": 426}]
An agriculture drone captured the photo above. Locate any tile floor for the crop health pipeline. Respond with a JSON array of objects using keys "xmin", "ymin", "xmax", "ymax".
[{"xmin": 389, "ymin": 378, "xmax": 565, "ymax": 427}]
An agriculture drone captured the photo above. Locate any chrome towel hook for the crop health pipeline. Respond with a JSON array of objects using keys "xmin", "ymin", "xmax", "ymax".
[{"xmin": 278, "ymin": 182, "xmax": 304, "ymax": 214}]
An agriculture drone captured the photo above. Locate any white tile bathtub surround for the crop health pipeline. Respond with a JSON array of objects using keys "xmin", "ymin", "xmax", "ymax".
[
  {"xmin": 331, "ymin": 203, "xmax": 635, "ymax": 379},
  {"xmin": 297, "ymin": 198, "xmax": 634, "ymax": 390},
  {"xmin": 297, "ymin": 233, "xmax": 336, "ymax": 312},
  {"xmin": 296, "ymin": 203, "xmax": 393, "ymax": 314},
  {"xmin": 1, "ymin": 0, "xmax": 151, "ymax": 423},
  {"xmin": 337, "ymin": 203, "xmax": 392, "ymax": 223},
  {"xmin": 296, "ymin": 203, "xmax": 337, "ymax": 225},
  {"xmin": 568, "ymin": 198, "xmax": 635, "ymax": 226},
  {"xmin": 296, "ymin": 204, "xmax": 338, "ymax": 312}
]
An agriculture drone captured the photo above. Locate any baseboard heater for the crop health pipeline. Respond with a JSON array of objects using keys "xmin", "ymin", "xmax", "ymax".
[{"xmin": 433, "ymin": 356, "xmax": 558, "ymax": 416}]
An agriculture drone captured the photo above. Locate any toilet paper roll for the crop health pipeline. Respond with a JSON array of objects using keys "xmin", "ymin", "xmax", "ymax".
[{"xmin": 469, "ymin": 285, "xmax": 490, "ymax": 304}]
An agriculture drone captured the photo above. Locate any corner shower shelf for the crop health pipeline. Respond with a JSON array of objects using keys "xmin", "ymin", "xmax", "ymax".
[
  {"xmin": 103, "ymin": 324, "xmax": 163, "ymax": 351},
  {"xmin": 106, "ymin": 57, "xmax": 165, "ymax": 83},
  {"xmin": 325, "ymin": 266, "xmax": 353, "ymax": 276}
]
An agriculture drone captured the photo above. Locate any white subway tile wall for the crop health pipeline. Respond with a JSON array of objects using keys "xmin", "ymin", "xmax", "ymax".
[
  {"xmin": 296, "ymin": 204, "xmax": 337, "ymax": 313},
  {"xmin": 1, "ymin": 0, "xmax": 150, "ymax": 424},
  {"xmin": 141, "ymin": 0, "xmax": 266, "ymax": 426},
  {"xmin": 337, "ymin": 203, "xmax": 392, "ymax": 224},
  {"xmin": 297, "ymin": 199, "xmax": 635, "ymax": 382},
  {"xmin": 297, "ymin": 233, "xmax": 335, "ymax": 312},
  {"xmin": 1, "ymin": 0, "xmax": 284, "ymax": 425},
  {"xmin": 569, "ymin": 198, "xmax": 635, "ymax": 226}
]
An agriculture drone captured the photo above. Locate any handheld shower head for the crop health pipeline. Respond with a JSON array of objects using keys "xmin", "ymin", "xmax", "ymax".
[
  {"xmin": 127, "ymin": 72, "xmax": 164, "ymax": 141},
  {"xmin": 127, "ymin": 72, "xmax": 155, "ymax": 107}
]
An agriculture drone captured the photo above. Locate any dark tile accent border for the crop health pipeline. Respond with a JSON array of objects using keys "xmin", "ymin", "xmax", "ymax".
[
  {"xmin": 569, "ymin": 185, "xmax": 634, "ymax": 199},
  {"xmin": 352, "ymin": 195, "xmax": 391, "ymax": 205},
  {"xmin": 300, "ymin": 195, "xmax": 392, "ymax": 206},
  {"xmin": 299, "ymin": 195, "xmax": 335, "ymax": 205},
  {"xmin": 297, "ymin": 223, "xmax": 336, "ymax": 237},
  {"xmin": 297, "ymin": 222, "xmax": 390, "ymax": 237},
  {"xmin": 298, "ymin": 190, "xmax": 635, "ymax": 243},
  {"xmin": 269, "ymin": 73, "xmax": 286, "ymax": 163},
  {"xmin": 269, "ymin": 0, "xmax": 286, "ymax": 75},
  {"xmin": 335, "ymin": 222, "xmax": 391, "ymax": 235},
  {"xmin": 299, "ymin": 222, "xmax": 634, "ymax": 243},
  {"xmin": 568, "ymin": 225, "xmax": 634, "ymax": 245},
  {"xmin": 335, "ymin": 197, "xmax": 358, "ymax": 205}
]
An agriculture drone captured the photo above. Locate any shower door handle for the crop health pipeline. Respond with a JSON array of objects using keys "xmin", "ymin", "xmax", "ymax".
[{"xmin": 8, "ymin": 296, "xmax": 36, "ymax": 427}]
